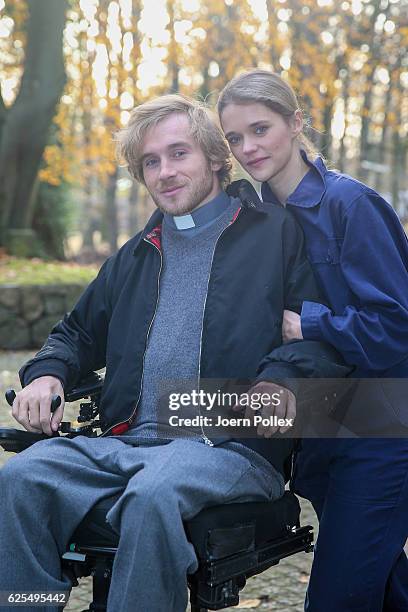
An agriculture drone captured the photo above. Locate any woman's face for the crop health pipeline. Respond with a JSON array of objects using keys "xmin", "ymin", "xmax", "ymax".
[{"xmin": 220, "ymin": 102, "xmax": 300, "ymax": 184}]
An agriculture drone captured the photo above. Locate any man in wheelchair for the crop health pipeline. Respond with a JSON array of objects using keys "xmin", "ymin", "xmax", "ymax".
[{"xmin": 0, "ymin": 94, "xmax": 348, "ymax": 612}]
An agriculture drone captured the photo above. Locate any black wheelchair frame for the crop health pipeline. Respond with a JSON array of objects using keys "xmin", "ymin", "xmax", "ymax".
[{"xmin": 0, "ymin": 373, "xmax": 313, "ymax": 612}]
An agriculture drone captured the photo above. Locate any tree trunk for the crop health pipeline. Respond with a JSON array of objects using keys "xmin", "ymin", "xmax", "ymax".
[
  {"xmin": 265, "ymin": 0, "xmax": 281, "ymax": 71},
  {"xmin": 128, "ymin": 181, "xmax": 140, "ymax": 237},
  {"xmin": 81, "ymin": 111, "xmax": 97, "ymax": 251},
  {"xmin": 0, "ymin": 89, "xmax": 6, "ymax": 145},
  {"xmin": 359, "ymin": 0, "xmax": 388, "ymax": 179},
  {"xmin": 390, "ymin": 99, "xmax": 402, "ymax": 216},
  {"xmin": 105, "ymin": 167, "xmax": 119, "ymax": 254},
  {"xmin": 167, "ymin": 0, "xmax": 179, "ymax": 92},
  {"xmin": 0, "ymin": 0, "xmax": 67, "ymax": 249},
  {"xmin": 320, "ymin": 99, "xmax": 333, "ymax": 158},
  {"xmin": 338, "ymin": 70, "xmax": 350, "ymax": 173},
  {"xmin": 79, "ymin": 32, "xmax": 97, "ymax": 251},
  {"xmin": 0, "ymin": 90, "xmax": 8, "ymax": 245}
]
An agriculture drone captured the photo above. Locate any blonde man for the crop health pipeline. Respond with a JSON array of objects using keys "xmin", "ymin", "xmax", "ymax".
[{"xmin": 0, "ymin": 94, "xmax": 346, "ymax": 612}]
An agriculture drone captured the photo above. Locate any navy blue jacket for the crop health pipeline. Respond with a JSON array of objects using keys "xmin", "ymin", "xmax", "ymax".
[
  {"xmin": 20, "ymin": 190, "xmax": 348, "ymax": 474},
  {"xmin": 262, "ymin": 154, "xmax": 408, "ymax": 432},
  {"xmin": 262, "ymin": 152, "xmax": 408, "ymax": 378}
]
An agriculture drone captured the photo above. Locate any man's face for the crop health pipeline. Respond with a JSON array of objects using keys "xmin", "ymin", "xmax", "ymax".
[{"xmin": 141, "ymin": 113, "xmax": 222, "ymax": 216}]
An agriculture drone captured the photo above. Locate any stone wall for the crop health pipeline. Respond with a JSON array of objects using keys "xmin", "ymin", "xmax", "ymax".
[{"xmin": 0, "ymin": 284, "xmax": 86, "ymax": 350}]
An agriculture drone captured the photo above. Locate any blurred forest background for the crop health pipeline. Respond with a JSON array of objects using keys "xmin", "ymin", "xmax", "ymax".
[{"xmin": 0, "ymin": 0, "xmax": 407, "ymax": 262}]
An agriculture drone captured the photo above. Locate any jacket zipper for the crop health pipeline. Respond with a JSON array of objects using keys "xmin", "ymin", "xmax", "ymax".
[
  {"xmin": 100, "ymin": 237, "xmax": 163, "ymax": 437},
  {"xmin": 197, "ymin": 206, "xmax": 243, "ymax": 446},
  {"xmin": 102, "ymin": 206, "xmax": 242, "ymax": 440}
]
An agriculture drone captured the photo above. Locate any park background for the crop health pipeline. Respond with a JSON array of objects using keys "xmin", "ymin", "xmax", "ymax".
[
  {"xmin": 0, "ymin": 0, "xmax": 407, "ymax": 267},
  {"xmin": 0, "ymin": 1, "xmax": 407, "ymax": 609}
]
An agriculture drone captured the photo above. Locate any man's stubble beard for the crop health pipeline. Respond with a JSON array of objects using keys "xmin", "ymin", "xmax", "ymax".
[{"xmin": 150, "ymin": 166, "xmax": 216, "ymax": 216}]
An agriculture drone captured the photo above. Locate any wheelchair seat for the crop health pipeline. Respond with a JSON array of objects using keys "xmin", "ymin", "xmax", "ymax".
[
  {"xmin": 1, "ymin": 373, "xmax": 313, "ymax": 611},
  {"xmin": 63, "ymin": 491, "xmax": 312, "ymax": 611},
  {"xmin": 71, "ymin": 490, "xmax": 301, "ymax": 558}
]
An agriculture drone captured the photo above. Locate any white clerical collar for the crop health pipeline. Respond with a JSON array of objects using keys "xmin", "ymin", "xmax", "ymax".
[
  {"xmin": 173, "ymin": 214, "xmax": 195, "ymax": 230},
  {"xmin": 164, "ymin": 191, "xmax": 230, "ymax": 232}
]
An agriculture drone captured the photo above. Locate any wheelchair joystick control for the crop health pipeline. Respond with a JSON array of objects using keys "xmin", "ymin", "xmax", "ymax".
[
  {"xmin": 5, "ymin": 390, "xmax": 16, "ymax": 407},
  {"xmin": 51, "ymin": 395, "xmax": 62, "ymax": 412},
  {"xmin": 5, "ymin": 389, "xmax": 61, "ymax": 413}
]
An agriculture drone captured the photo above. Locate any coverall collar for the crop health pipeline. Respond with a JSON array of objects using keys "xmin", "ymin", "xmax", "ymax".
[{"xmin": 261, "ymin": 149, "xmax": 327, "ymax": 209}]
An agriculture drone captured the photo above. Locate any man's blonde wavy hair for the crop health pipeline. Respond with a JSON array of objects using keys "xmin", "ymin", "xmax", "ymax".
[{"xmin": 116, "ymin": 94, "xmax": 232, "ymax": 188}]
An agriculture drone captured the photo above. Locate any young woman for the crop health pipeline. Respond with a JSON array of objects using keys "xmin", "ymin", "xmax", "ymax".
[{"xmin": 218, "ymin": 69, "xmax": 408, "ymax": 612}]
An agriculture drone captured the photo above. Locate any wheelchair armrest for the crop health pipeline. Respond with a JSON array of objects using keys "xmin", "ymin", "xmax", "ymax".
[
  {"xmin": 65, "ymin": 372, "xmax": 104, "ymax": 402},
  {"xmin": 0, "ymin": 428, "xmax": 56, "ymax": 453}
]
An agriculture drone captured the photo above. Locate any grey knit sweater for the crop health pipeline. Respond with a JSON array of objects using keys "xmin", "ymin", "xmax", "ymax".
[{"xmin": 127, "ymin": 199, "xmax": 236, "ymax": 440}]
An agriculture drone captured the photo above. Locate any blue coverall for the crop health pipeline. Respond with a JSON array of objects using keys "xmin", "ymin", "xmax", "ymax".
[{"xmin": 262, "ymin": 152, "xmax": 408, "ymax": 612}]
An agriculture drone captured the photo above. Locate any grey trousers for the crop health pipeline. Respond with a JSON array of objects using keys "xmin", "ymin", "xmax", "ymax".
[{"xmin": 0, "ymin": 435, "xmax": 284, "ymax": 612}]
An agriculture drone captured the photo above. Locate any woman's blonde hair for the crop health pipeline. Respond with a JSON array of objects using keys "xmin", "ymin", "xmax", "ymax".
[
  {"xmin": 116, "ymin": 94, "xmax": 232, "ymax": 188},
  {"xmin": 217, "ymin": 69, "xmax": 318, "ymax": 160}
]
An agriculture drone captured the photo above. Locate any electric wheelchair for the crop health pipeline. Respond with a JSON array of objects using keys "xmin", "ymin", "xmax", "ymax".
[{"xmin": 0, "ymin": 372, "xmax": 313, "ymax": 612}]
